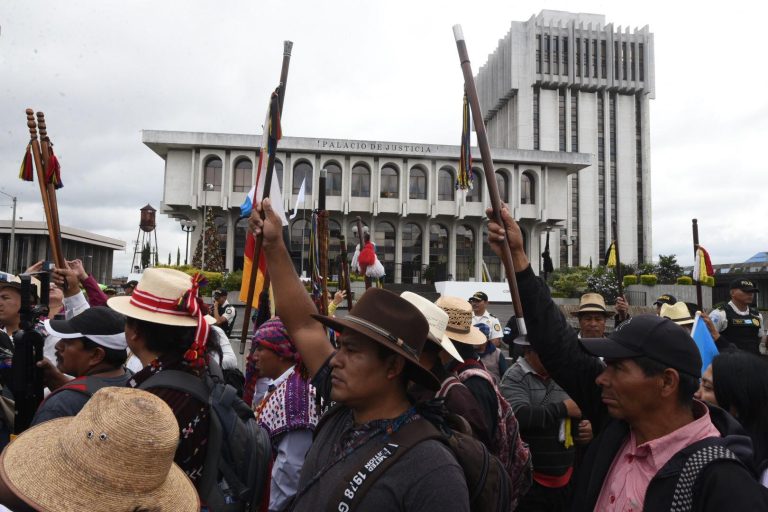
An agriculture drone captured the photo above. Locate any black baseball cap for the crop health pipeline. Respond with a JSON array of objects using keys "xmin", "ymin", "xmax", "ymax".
[
  {"xmin": 123, "ymin": 280, "xmax": 138, "ymax": 289},
  {"xmin": 44, "ymin": 307, "xmax": 127, "ymax": 350},
  {"xmin": 730, "ymin": 279, "xmax": 758, "ymax": 293},
  {"xmin": 213, "ymin": 288, "xmax": 227, "ymax": 297},
  {"xmin": 580, "ymin": 314, "xmax": 702, "ymax": 378},
  {"xmin": 468, "ymin": 291, "xmax": 488, "ymax": 302},
  {"xmin": 653, "ymin": 294, "xmax": 677, "ymax": 307}
]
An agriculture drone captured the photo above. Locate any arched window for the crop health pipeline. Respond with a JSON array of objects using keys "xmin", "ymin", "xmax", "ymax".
[
  {"xmin": 438, "ymin": 167, "xmax": 455, "ymax": 201},
  {"xmin": 521, "ymin": 171, "xmax": 535, "ymax": 205},
  {"xmin": 482, "ymin": 225, "xmax": 502, "ymax": 281},
  {"xmin": 495, "ymin": 171, "xmax": 509, "ymax": 203},
  {"xmin": 233, "ymin": 159, "xmax": 252, "ymax": 193},
  {"xmin": 456, "ymin": 225, "xmax": 475, "ymax": 281},
  {"xmin": 275, "ymin": 159, "xmax": 284, "ymax": 193},
  {"xmin": 428, "ymin": 223, "xmax": 449, "ymax": 281},
  {"xmin": 351, "ymin": 163, "xmax": 370, "ymax": 197},
  {"xmin": 325, "ymin": 162, "xmax": 342, "ymax": 197},
  {"xmin": 233, "ymin": 217, "xmax": 250, "ymax": 271},
  {"xmin": 328, "ymin": 219, "xmax": 342, "ymax": 281},
  {"xmin": 409, "ymin": 166, "xmax": 427, "ymax": 200},
  {"xmin": 293, "ymin": 161, "xmax": 313, "ymax": 195},
  {"xmin": 375, "ymin": 222, "xmax": 396, "ymax": 282},
  {"xmin": 402, "ymin": 223, "xmax": 423, "ymax": 283},
  {"xmin": 466, "ymin": 169, "xmax": 483, "ymax": 202},
  {"xmin": 290, "ymin": 219, "xmax": 311, "ymax": 276},
  {"xmin": 348, "ymin": 220, "xmax": 369, "ymax": 246},
  {"xmin": 203, "ymin": 157, "xmax": 222, "ymax": 191},
  {"xmin": 380, "ymin": 165, "xmax": 399, "ymax": 199}
]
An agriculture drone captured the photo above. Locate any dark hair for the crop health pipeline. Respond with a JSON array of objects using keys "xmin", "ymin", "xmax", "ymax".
[
  {"xmin": 125, "ymin": 317, "xmax": 222, "ymax": 363},
  {"xmin": 633, "ymin": 356, "xmax": 699, "ymax": 407},
  {"xmin": 712, "ymin": 351, "xmax": 768, "ymax": 465},
  {"xmin": 81, "ymin": 338, "xmax": 127, "ymax": 368},
  {"xmin": 453, "ymin": 341, "xmax": 479, "ymax": 361}
]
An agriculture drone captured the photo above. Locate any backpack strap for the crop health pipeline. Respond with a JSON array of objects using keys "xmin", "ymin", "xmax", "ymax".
[
  {"xmin": 138, "ymin": 369, "xmax": 209, "ymax": 404},
  {"xmin": 325, "ymin": 418, "xmax": 442, "ymax": 512},
  {"xmin": 436, "ymin": 375, "xmax": 463, "ymax": 399},
  {"xmin": 669, "ymin": 442, "xmax": 741, "ymax": 512}
]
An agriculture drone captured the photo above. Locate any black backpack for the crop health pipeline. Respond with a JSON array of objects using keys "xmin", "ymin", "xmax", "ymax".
[
  {"xmin": 140, "ymin": 361, "xmax": 271, "ymax": 512},
  {"xmin": 327, "ymin": 410, "xmax": 512, "ymax": 512}
]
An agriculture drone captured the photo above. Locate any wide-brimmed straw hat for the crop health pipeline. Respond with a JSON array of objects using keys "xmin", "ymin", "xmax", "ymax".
[
  {"xmin": 434, "ymin": 296, "xmax": 487, "ymax": 346},
  {"xmin": 108, "ymin": 268, "xmax": 200, "ymax": 327},
  {"xmin": 570, "ymin": 293, "xmax": 613, "ymax": 317},
  {"xmin": 0, "ymin": 387, "xmax": 199, "ymax": 512},
  {"xmin": 660, "ymin": 302, "xmax": 694, "ymax": 326},
  {"xmin": 400, "ymin": 291, "xmax": 463, "ymax": 363},
  {"xmin": 311, "ymin": 287, "xmax": 439, "ymax": 390}
]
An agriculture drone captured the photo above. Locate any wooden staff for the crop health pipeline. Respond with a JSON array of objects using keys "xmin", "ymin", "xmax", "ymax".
[
  {"xmin": 612, "ymin": 221, "xmax": 623, "ymax": 297},
  {"xmin": 339, "ymin": 234, "xmax": 354, "ymax": 309},
  {"xmin": 25, "ymin": 109, "xmax": 64, "ymax": 268},
  {"xmin": 355, "ymin": 216, "xmax": 372, "ymax": 289},
  {"xmin": 692, "ymin": 218, "xmax": 703, "ymax": 310},
  {"xmin": 453, "ymin": 26, "xmax": 527, "ymax": 339},
  {"xmin": 36, "ymin": 112, "xmax": 66, "ymax": 268},
  {"xmin": 239, "ymin": 40, "xmax": 293, "ymax": 355},
  {"xmin": 318, "ymin": 169, "xmax": 329, "ymax": 315}
]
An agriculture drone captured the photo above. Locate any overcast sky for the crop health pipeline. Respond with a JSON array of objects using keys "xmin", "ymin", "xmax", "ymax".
[{"xmin": 1, "ymin": 0, "xmax": 766, "ymax": 278}]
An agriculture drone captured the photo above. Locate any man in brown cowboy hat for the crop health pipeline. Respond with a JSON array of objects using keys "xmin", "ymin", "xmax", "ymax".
[
  {"xmin": 571, "ymin": 293, "xmax": 616, "ymax": 338},
  {"xmin": 250, "ymin": 198, "xmax": 469, "ymax": 512}
]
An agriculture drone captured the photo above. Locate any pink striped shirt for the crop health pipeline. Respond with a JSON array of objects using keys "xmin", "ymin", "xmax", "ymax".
[{"xmin": 594, "ymin": 401, "xmax": 721, "ymax": 511}]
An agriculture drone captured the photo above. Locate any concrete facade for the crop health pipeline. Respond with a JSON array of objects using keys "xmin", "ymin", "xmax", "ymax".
[
  {"xmin": 143, "ymin": 131, "xmax": 590, "ymax": 283},
  {"xmin": 476, "ymin": 9, "xmax": 655, "ymax": 267}
]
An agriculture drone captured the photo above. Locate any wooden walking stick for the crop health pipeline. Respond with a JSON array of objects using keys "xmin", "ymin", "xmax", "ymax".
[
  {"xmin": 317, "ymin": 169, "xmax": 329, "ymax": 316},
  {"xmin": 239, "ymin": 40, "xmax": 293, "ymax": 355},
  {"xmin": 339, "ymin": 234, "xmax": 354, "ymax": 310},
  {"xmin": 25, "ymin": 110, "xmax": 64, "ymax": 268},
  {"xmin": 692, "ymin": 219, "xmax": 703, "ymax": 311},
  {"xmin": 453, "ymin": 26, "xmax": 527, "ymax": 340}
]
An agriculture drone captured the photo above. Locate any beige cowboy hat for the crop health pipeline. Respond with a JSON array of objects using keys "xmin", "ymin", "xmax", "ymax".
[
  {"xmin": 660, "ymin": 302, "xmax": 694, "ymax": 326},
  {"xmin": 0, "ymin": 387, "xmax": 199, "ymax": 512},
  {"xmin": 108, "ymin": 268, "xmax": 201, "ymax": 327},
  {"xmin": 434, "ymin": 296, "xmax": 487, "ymax": 346},
  {"xmin": 401, "ymin": 291, "xmax": 463, "ymax": 363},
  {"xmin": 570, "ymin": 292, "xmax": 614, "ymax": 317}
]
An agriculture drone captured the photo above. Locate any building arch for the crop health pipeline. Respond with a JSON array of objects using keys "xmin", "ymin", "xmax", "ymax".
[
  {"xmin": 456, "ymin": 224, "xmax": 475, "ymax": 280},
  {"xmin": 521, "ymin": 170, "xmax": 536, "ymax": 205},
  {"xmin": 495, "ymin": 169, "xmax": 510, "ymax": 203},
  {"xmin": 429, "ymin": 223, "xmax": 449, "ymax": 281},
  {"xmin": 351, "ymin": 162, "xmax": 371, "ymax": 197},
  {"xmin": 380, "ymin": 164, "xmax": 399, "ymax": 199},
  {"xmin": 232, "ymin": 158, "xmax": 252, "ymax": 193},
  {"xmin": 466, "ymin": 168, "xmax": 483, "ymax": 202},
  {"xmin": 409, "ymin": 165, "xmax": 427, "ymax": 200},
  {"xmin": 438, "ymin": 167, "xmax": 455, "ymax": 201},
  {"xmin": 324, "ymin": 161, "xmax": 342, "ymax": 197},
  {"xmin": 375, "ymin": 221, "xmax": 396, "ymax": 281},
  {"xmin": 290, "ymin": 218, "xmax": 311, "ymax": 276},
  {"xmin": 293, "ymin": 160, "xmax": 313, "ymax": 195},
  {"xmin": 401, "ymin": 222, "xmax": 423, "ymax": 283},
  {"xmin": 275, "ymin": 158, "xmax": 284, "ymax": 193},
  {"xmin": 203, "ymin": 156, "xmax": 222, "ymax": 191}
]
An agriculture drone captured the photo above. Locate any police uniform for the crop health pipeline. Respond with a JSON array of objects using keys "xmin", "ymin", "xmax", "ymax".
[
  {"xmin": 216, "ymin": 300, "xmax": 237, "ymax": 336},
  {"xmin": 472, "ymin": 311, "xmax": 503, "ymax": 342},
  {"xmin": 709, "ymin": 279, "xmax": 764, "ymax": 354}
]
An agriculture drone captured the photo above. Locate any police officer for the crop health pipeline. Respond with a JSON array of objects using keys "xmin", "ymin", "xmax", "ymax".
[
  {"xmin": 652, "ymin": 293, "xmax": 677, "ymax": 315},
  {"xmin": 708, "ymin": 279, "xmax": 765, "ymax": 354},
  {"xmin": 468, "ymin": 291, "xmax": 503, "ymax": 346},
  {"xmin": 212, "ymin": 288, "xmax": 237, "ymax": 337}
]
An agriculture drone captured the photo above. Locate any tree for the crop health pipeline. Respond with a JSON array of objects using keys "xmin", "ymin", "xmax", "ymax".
[
  {"xmin": 141, "ymin": 242, "xmax": 151, "ymax": 269},
  {"xmin": 656, "ymin": 254, "xmax": 683, "ymax": 284},
  {"xmin": 550, "ymin": 266, "xmax": 591, "ymax": 298},
  {"xmin": 191, "ymin": 208, "xmax": 225, "ymax": 272},
  {"xmin": 586, "ymin": 266, "xmax": 620, "ymax": 303},
  {"xmin": 176, "ymin": 247, "xmax": 181, "ymax": 266},
  {"xmin": 168, "ymin": 252, "xmax": 171, "ymax": 265}
]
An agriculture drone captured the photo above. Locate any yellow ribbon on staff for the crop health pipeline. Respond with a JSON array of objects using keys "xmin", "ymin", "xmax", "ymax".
[{"xmin": 564, "ymin": 417, "xmax": 574, "ymax": 449}]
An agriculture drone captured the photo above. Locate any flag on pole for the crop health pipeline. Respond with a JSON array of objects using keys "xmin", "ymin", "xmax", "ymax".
[
  {"xmin": 691, "ymin": 311, "xmax": 719, "ymax": 375},
  {"xmin": 456, "ymin": 91, "xmax": 473, "ymax": 191},
  {"xmin": 604, "ymin": 240, "xmax": 617, "ymax": 267},
  {"xmin": 289, "ymin": 177, "xmax": 306, "ymax": 220},
  {"xmin": 692, "ymin": 246, "xmax": 713, "ymax": 282},
  {"xmin": 542, "ymin": 231, "xmax": 554, "ymax": 274},
  {"xmin": 239, "ymin": 92, "xmax": 288, "ymax": 308},
  {"xmin": 481, "ymin": 260, "xmax": 491, "ymax": 282}
]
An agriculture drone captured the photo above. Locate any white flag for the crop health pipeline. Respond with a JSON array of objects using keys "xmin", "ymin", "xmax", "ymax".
[{"xmin": 289, "ymin": 177, "xmax": 307, "ymax": 220}]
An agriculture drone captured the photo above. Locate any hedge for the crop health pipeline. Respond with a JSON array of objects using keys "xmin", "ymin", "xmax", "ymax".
[
  {"xmin": 676, "ymin": 276, "xmax": 693, "ymax": 285},
  {"xmin": 623, "ymin": 275, "xmax": 638, "ymax": 286},
  {"xmin": 639, "ymin": 274, "xmax": 658, "ymax": 286}
]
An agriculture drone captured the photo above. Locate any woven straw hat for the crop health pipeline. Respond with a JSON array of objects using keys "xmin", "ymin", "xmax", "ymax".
[
  {"xmin": 108, "ymin": 268, "xmax": 200, "ymax": 327},
  {"xmin": 660, "ymin": 302, "xmax": 694, "ymax": 326},
  {"xmin": 435, "ymin": 295, "xmax": 487, "ymax": 346},
  {"xmin": 0, "ymin": 387, "xmax": 199, "ymax": 511},
  {"xmin": 400, "ymin": 292, "xmax": 463, "ymax": 362},
  {"xmin": 570, "ymin": 292, "xmax": 614, "ymax": 317}
]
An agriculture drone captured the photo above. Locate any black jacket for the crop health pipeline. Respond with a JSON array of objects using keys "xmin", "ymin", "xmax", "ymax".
[{"xmin": 516, "ymin": 265, "xmax": 768, "ymax": 511}]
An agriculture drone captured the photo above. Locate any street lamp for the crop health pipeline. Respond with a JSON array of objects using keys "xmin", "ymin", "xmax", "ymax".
[
  {"xmin": 180, "ymin": 219, "xmax": 197, "ymax": 265},
  {"xmin": 0, "ymin": 191, "xmax": 17, "ymax": 274},
  {"xmin": 561, "ymin": 232, "xmax": 577, "ymax": 268},
  {"xmin": 201, "ymin": 183, "xmax": 214, "ymax": 271}
]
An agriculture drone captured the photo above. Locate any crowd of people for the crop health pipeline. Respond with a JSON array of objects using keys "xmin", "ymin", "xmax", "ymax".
[{"xmin": 0, "ymin": 201, "xmax": 766, "ymax": 511}]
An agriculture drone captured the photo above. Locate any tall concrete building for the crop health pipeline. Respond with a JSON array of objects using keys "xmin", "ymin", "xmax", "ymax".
[{"xmin": 476, "ymin": 10, "xmax": 655, "ymax": 267}]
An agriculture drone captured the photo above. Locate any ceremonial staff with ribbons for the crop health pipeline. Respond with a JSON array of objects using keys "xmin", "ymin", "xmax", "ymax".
[
  {"xmin": 239, "ymin": 41, "xmax": 293, "ymax": 355},
  {"xmin": 452, "ymin": 25, "xmax": 527, "ymax": 340},
  {"xmin": 692, "ymin": 218, "xmax": 704, "ymax": 311},
  {"xmin": 316, "ymin": 170, "xmax": 330, "ymax": 316},
  {"xmin": 338, "ymin": 234, "xmax": 354, "ymax": 310}
]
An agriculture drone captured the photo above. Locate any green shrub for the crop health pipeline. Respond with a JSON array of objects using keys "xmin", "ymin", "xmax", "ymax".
[
  {"xmin": 222, "ymin": 270, "xmax": 243, "ymax": 291},
  {"xmin": 677, "ymin": 276, "xmax": 693, "ymax": 285},
  {"xmin": 639, "ymin": 274, "xmax": 658, "ymax": 286},
  {"xmin": 703, "ymin": 276, "xmax": 715, "ymax": 287},
  {"xmin": 623, "ymin": 275, "xmax": 638, "ymax": 286},
  {"xmin": 550, "ymin": 266, "xmax": 591, "ymax": 298}
]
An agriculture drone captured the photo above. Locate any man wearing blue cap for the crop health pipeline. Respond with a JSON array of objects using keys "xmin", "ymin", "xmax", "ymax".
[{"xmin": 486, "ymin": 205, "xmax": 768, "ymax": 511}]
